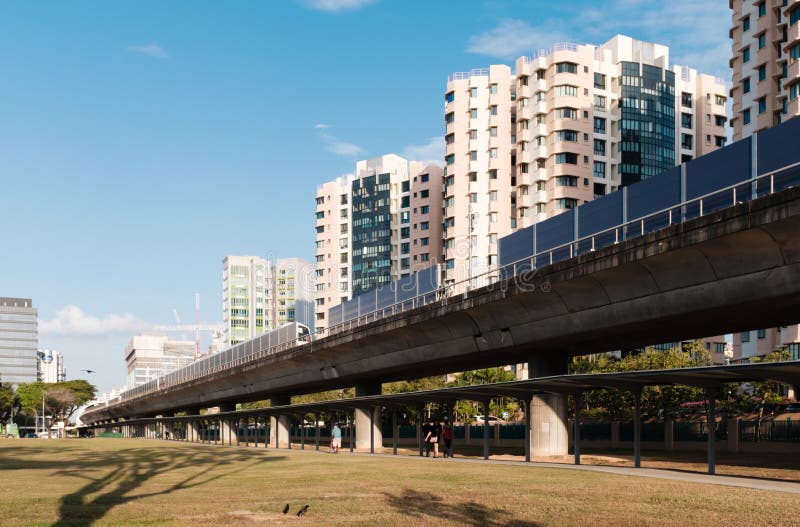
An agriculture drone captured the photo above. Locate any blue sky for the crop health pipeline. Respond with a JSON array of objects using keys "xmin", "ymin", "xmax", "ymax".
[{"xmin": 0, "ymin": 0, "xmax": 731, "ymax": 392}]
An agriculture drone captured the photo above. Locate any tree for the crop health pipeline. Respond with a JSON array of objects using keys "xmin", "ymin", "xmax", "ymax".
[
  {"xmin": 0, "ymin": 383, "xmax": 17, "ymax": 422},
  {"xmin": 449, "ymin": 368, "xmax": 518, "ymax": 423},
  {"xmin": 16, "ymin": 382, "xmax": 46, "ymax": 426}
]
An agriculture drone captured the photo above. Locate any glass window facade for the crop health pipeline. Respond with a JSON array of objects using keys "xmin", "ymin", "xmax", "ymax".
[
  {"xmin": 0, "ymin": 298, "xmax": 38, "ymax": 384},
  {"xmin": 619, "ymin": 62, "xmax": 675, "ymax": 187},
  {"xmin": 351, "ymin": 173, "xmax": 392, "ymax": 295}
]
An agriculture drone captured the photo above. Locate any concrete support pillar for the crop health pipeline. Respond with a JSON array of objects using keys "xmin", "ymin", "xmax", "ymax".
[
  {"xmin": 527, "ymin": 355, "xmax": 569, "ymax": 456},
  {"xmin": 728, "ymin": 417, "xmax": 740, "ymax": 453},
  {"xmin": 270, "ymin": 396, "xmax": 290, "ymax": 448},
  {"xmin": 354, "ymin": 382, "xmax": 382, "ymax": 450},
  {"xmin": 664, "ymin": 418, "xmax": 674, "ymax": 451},
  {"xmin": 217, "ymin": 403, "xmax": 236, "ymax": 446}
]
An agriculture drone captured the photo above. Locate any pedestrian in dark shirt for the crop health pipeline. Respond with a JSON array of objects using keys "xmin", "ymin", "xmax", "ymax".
[
  {"xmin": 442, "ymin": 422, "xmax": 454, "ymax": 458},
  {"xmin": 422, "ymin": 419, "xmax": 433, "ymax": 457}
]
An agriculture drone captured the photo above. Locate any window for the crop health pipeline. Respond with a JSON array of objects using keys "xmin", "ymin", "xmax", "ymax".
[
  {"xmin": 445, "ymin": 112, "xmax": 454, "ymax": 123},
  {"xmin": 555, "ymin": 175, "xmax": 578, "ymax": 187},
  {"xmin": 714, "ymin": 115, "xmax": 726, "ymax": 126},
  {"xmin": 401, "ymin": 196, "xmax": 410, "ymax": 208},
  {"xmin": 401, "ymin": 180, "xmax": 410, "ymax": 192},
  {"xmin": 420, "ymin": 237, "xmax": 429, "ymax": 246},
  {"xmin": 489, "ymin": 212, "xmax": 497, "ymax": 222},
  {"xmin": 470, "ymin": 150, "xmax": 478, "ymax": 161},
  {"xmin": 594, "ymin": 139, "xmax": 606, "ymax": 156},
  {"xmin": 489, "ymin": 233, "xmax": 498, "ymax": 244},
  {"xmin": 489, "ymin": 148, "xmax": 498, "ymax": 158},
  {"xmin": 594, "ymin": 72, "xmax": 606, "ymax": 89},
  {"xmin": 470, "ymin": 108, "xmax": 478, "ymax": 118},
  {"xmin": 315, "ymin": 211, "xmax": 324, "ymax": 219},
  {"xmin": 742, "ymin": 46, "xmax": 750, "ymax": 63},
  {"xmin": 791, "ymin": 43, "xmax": 800, "ymax": 63},
  {"xmin": 420, "ymin": 222, "xmax": 429, "ymax": 230},
  {"xmin": 681, "ymin": 133, "xmax": 693, "ymax": 149},
  {"xmin": 489, "ymin": 190, "xmax": 497, "ymax": 201},
  {"xmin": 681, "ymin": 92, "xmax": 693, "ymax": 108},
  {"xmin": 715, "ymin": 94, "xmax": 725, "ymax": 105},
  {"xmin": 469, "ymin": 172, "xmax": 477, "ymax": 182},
  {"xmin": 420, "ymin": 205, "xmax": 429, "ymax": 214},
  {"xmin": 554, "ymin": 85, "xmax": 578, "ymax": 96},
  {"xmin": 490, "ymin": 126, "xmax": 498, "ymax": 137},
  {"xmin": 715, "ymin": 136, "xmax": 726, "ymax": 147},
  {"xmin": 469, "ymin": 129, "xmax": 478, "ymax": 140},
  {"xmin": 420, "ymin": 189, "xmax": 429, "ymax": 198},
  {"xmin": 743, "ymin": 77, "xmax": 751, "ymax": 94},
  {"xmin": 555, "ymin": 62, "xmax": 578, "ymax": 74},
  {"xmin": 593, "ymin": 95, "xmax": 606, "ymax": 111},
  {"xmin": 400, "ymin": 226, "xmax": 410, "ymax": 237},
  {"xmin": 792, "ymin": 5, "xmax": 800, "ymax": 25},
  {"xmin": 489, "ymin": 169, "xmax": 497, "ymax": 179},
  {"xmin": 446, "ymin": 154, "xmax": 455, "ymax": 165},
  {"xmin": 470, "ymin": 192, "xmax": 477, "ymax": 203},
  {"xmin": 681, "ymin": 113, "xmax": 692, "ymax": 128},
  {"xmin": 593, "ymin": 117, "xmax": 606, "ymax": 134},
  {"xmin": 593, "ymin": 161, "xmax": 606, "ymax": 177},
  {"xmin": 758, "ymin": 1, "xmax": 766, "ymax": 17},
  {"xmin": 742, "ymin": 15, "xmax": 750, "ymax": 32},
  {"xmin": 470, "ymin": 87, "xmax": 478, "ymax": 98},
  {"xmin": 490, "ymin": 83, "xmax": 498, "ymax": 94},
  {"xmin": 757, "ymin": 329, "xmax": 766, "ymax": 339},
  {"xmin": 791, "ymin": 82, "xmax": 800, "ymax": 101},
  {"xmin": 758, "ymin": 64, "xmax": 766, "ymax": 82},
  {"xmin": 758, "ymin": 33, "xmax": 766, "ymax": 49},
  {"xmin": 400, "ymin": 242, "xmax": 410, "ymax": 254},
  {"xmin": 420, "ymin": 253, "xmax": 429, "ymax": 262},
  {"xmin": 743, "ymin": 108, "xmax": 751, "ymax": 125},
  {"xmin": 420, "ymin": 174, "xmax": 429, "ymax": 183},
  {"xmin": 741, "ymin": 331, "xmax": 750, "ymax": 343},
  {"xmin": 556, "ymin": 198, "xmax": 577, "ymax": 209},
  {"xmin": 445, "ymin": 91, "xmax": 454, "ymax": 103},
  {"xmin": 555, "ymin": 153, "xmax": 578, "ymax": 164},
  {"xmin": 555, "ymin": 129, "xmax": 578, "ymax": 142},
  {"xmin": 555, "ymin": 107, "xmax": 577, "ymax": 119},
  {"xmin": 758, "ymin": 97, "xmax": 767, "ymax": 114},
  {"xmin": 490, "ymin": 105, "xmax": 498, "ymax": 115}
]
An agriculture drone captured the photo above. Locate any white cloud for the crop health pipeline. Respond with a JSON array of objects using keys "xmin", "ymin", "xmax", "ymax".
[
  {"xmin": 304, "ymin": 0, "xmax": 376, "ymax": 12},
  {"xmin": 465, "ymin": 3, "xmax": 731, "ymax": 81},
  {"xmin": 314, "ymin": 125, "xmax": 365, "ymax": 158},
  {"xmin": 466, "ymin": 19, "xmax": 573, "ymax": 60},
  {"xmin": 126, "ymin": 43, "xmax": 169, "ymax": 60},
  {"xmin": 40, "ymin": 305, "xmax": 150, "ymax": 337},
  {"xmin": 402, "ymin": 137, "xmax": 445, "ymax": 166}
]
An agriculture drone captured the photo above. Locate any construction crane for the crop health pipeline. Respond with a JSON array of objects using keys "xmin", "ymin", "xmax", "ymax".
[{"xmin": 153, "ymin": 293, "xmax": 222, "ymax": 358}]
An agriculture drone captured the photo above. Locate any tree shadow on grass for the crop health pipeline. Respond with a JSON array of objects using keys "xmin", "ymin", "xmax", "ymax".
[
  {"xmin": 383, "ymin": 488, "xmax": 541, "ymax": 527},
  {"xmin": 44, "ymin": 446, "xmax": 281, "ymax": 527}
]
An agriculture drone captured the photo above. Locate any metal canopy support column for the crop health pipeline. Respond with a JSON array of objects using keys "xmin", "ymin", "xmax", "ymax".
[
  {"xmin": 522, "ymin": 398, "xmax": 530, "ymax": 463},
  {"xmin": 706, "ymin": 389, "xmax": 717, "ymax": 475},
  {"xmin": 315, "ymin": 413, "xmax": 320, "ymax": 451},
  {"xmin": 574, "ymin": 391, "xmax": 583, "ymax": 466},
  {"xmin": 483, "ymin": 398, "xmax": 490, "ymax": 460},
  {"xmin": 301, "ymin": 416, "xmax": 306, "ymax": 450},
  {"xmin": 369, "ymin": 406, "xmax": 375, "ymax": 454},
  {"xmin": 392, "ymin": 408, "xmax": 398, "ymax": 456},
  {"xmin": 633, "ymin": 387, "xmax": 642, "ymax": 468},
  {"xmin": 349, "ymin": 412, "xmax": 354, "ymax": 453},
  {"xmin": 417, "ymin": 405, "xmax": 424, "ymax": 457}
]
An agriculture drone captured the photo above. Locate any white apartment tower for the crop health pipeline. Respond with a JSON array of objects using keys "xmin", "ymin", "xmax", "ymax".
[
  {"xmin": 314, "ymin": 155, "xmax": 444, "ymax": 333},
  {"xmin": 223, "ymin": 255, "xmax": 315, "ymax": 347},
  {"xmin": 444, "ymin": 35, "xmax": 728, "ymax": 284}
]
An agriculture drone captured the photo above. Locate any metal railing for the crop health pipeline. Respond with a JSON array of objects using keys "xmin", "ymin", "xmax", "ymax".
[{"xmin": 92, "ymin": 161, "xmax": 800, "ymax": 412}]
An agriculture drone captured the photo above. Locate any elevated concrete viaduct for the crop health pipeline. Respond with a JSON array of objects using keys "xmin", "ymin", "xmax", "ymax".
[{"xmin": 84, "ymin": 187, "xmax": 800, "ymax": 456}]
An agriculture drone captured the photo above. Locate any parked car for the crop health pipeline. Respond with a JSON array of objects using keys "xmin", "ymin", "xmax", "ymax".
[
  {"xmin": 23, "ymin": 433, "xmax": 38, "ymax": 438},
  {"xmin": 473, "ymin": 415, "xmax": 506, "ymax": 425},
  {"xmin": 785, "ymin": 403, "xmax": 800, "ymax": 413}
]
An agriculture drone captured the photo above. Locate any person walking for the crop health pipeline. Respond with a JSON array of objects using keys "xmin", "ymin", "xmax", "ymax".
[
  {"xmin": 426, "ymin": 420, "xmax": 441, "ymax": 458},
  {"xmin": 331, "ymin": 422, "xmax": 342, "ymax": 453},
  {"xmin": 422, "ymin": 419, "xmax": 433, "ymax": 457},
  {"xmin": 442, "ymin": 422, "xmax": 454, "ymax": 458}
]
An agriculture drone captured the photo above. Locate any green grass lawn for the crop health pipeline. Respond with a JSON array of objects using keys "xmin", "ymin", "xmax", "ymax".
[{"xmin": 0, "ymin": 439, "xmax": 797, "ymax": 526}]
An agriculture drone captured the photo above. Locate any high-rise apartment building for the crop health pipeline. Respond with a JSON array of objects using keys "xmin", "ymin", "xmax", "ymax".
[
  {"xmin": 444, "ymin": 35, "xmax": 727, "ymax": 285},
  {"xmin": 36, "ymin": 349, "xmax": 66, "ymax": 383},
  {"xmin": 729, "ymin": 0, "xmax": 800, "ymax": 140},
  {"xmin": 0, "ymin": 297, "xmax": 37, "ymax": 384},
  {"xmin": 314, "ymin": 155, "xmax": 443, "ymax": 332},
  {"xmin": 314, "ymin": 174, "xmax": 355, "ymax": 334},
  {"xmin": 124, "ymin": 334, "xmax": 195, "ymax": 389},
  {"xmin": 223, "ymin": 255, "xmax": 315, "ymax": 347},
  {"xmin": 729, "ymin": 1, "xmax": 800, "ymax": 360}
]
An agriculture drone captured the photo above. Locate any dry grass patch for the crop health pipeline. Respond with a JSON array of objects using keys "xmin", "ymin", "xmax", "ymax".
[{"xmin": 0, "ymin": 439, "xmax": 797, "ymax": 526}]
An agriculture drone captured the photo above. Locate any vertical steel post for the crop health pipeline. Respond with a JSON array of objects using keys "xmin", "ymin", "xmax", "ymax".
[
  {"xmin": 706, "ymin": 389, "xmax": 717, "ymax": 475},
  {"xmin": 574, "ymin": 392, "xmax": 582, "ymax": 466},
  {"xmin": 392, "ymin": 408, "xmax": 398, "ymax": 456},
  {"xmin": 633, "ymin": 388, "xmax": 642, "ymax": 468},
  {"xmin": 483, "ymin": 399, "xmax": 490, "ymax": 460}
]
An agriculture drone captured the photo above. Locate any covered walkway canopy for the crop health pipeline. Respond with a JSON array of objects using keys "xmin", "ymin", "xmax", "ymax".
[{"xmin": 88, "ymin": 360, "xmax": 800, "ymax": 475}]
